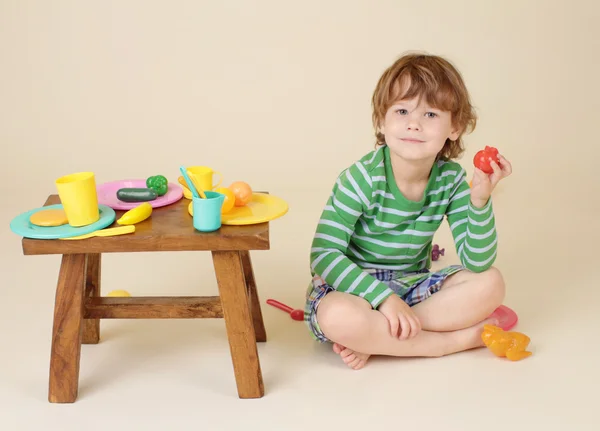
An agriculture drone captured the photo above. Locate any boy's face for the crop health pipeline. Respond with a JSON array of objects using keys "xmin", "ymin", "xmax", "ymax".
[{"xmin": 380, "ymin": 95, "xmax": 460, "ymax": 164}]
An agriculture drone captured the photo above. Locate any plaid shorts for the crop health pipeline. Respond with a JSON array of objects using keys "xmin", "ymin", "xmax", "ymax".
[{"xmin": 304, "ymin": 265, "xmax": 464, "ymax": 343}]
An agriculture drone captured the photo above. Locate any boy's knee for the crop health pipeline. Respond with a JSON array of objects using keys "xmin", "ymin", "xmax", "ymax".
[
  {"xmin": 317, "ymin": 293, "xmax": 370, "ymax": 342},
  {"xmin": 479, "ymin": 266, "xmax": 505, "ymax": 305}
]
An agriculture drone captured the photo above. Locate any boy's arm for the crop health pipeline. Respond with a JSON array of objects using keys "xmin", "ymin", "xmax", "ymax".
[
  {"xmin": 446, "ymin": 167, "xmax": 498, "ymax": 272},
  {"xmin": 310, "ymin": 163, "xmax": 394, "ymax": 309}
]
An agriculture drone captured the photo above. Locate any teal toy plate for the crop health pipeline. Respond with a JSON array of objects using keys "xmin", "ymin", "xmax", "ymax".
[{"xmin": 9, "ymin": 204, "xmax": 116, "ymax": 239}]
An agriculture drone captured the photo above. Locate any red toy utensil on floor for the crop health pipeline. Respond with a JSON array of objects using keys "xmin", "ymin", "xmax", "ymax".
[
  {"xmin": 266, "ymin": 299, "xmax": 304, "ymax": 321},
  {"xmin": 489, "ymin": 305, "xmax": 518, "ymax": 331}
]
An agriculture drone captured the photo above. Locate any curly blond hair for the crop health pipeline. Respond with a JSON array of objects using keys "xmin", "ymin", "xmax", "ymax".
[{"xmin": 372, "ymin": 53, "xmax": 477, "ymax": 160}]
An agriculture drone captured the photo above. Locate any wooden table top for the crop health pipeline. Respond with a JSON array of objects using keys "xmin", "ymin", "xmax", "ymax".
[{"xmin": 21, "ymin": 194, "xmax": 270, "ymax": 255}]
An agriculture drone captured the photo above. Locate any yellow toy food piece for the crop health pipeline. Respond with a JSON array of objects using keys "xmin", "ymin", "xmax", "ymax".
[
  {"xmin": 107, "ymin": 290, "xmax": 131, "ymax": 297},
  {"xmin": 214, "ymin": 187, "xmax": 236, "ymax": 213},
  {"xmin": 481, "ymin": 325, "xmax": 532, "ymax": 361},
  {"xmin": 29, "ymin": 209, "xmax": 68, "ymax": 227},
  {"xmin": 178, "ymin": 176, "xmax": 190, "ymax": 191},
  {"xmin": 116, "ymin": 202, "xmax": 152, "ymax": 225}
]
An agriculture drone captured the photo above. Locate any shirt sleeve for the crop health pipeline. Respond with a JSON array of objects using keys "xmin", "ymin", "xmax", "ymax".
[
  {"xmin": 310, "ymin": 162, "xmax": 394, "ymax": 308},
  {"xmin": 445, "ymin": 167, "xmax": 498, "ymax": 272}
]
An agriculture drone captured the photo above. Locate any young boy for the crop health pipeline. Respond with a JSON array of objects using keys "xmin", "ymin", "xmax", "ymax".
[{"xmin": 304, "ymin": 53, "xmax": 512, "ymax": 370}]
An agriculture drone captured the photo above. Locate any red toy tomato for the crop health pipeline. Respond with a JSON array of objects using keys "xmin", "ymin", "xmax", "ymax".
[{"xmin": 473, "ymin": 146, "xmax": 500, "ymax": 174}]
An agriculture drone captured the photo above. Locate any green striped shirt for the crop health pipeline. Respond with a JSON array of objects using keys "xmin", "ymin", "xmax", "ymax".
[{"xmin": 310, "ymin": 145, "xmax": 497, "ymax": 308}]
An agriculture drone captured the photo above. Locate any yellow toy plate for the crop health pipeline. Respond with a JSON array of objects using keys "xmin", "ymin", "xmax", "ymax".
[{"xmin": 188, "ymin": 192, "xmax": 288, "ymax": 225}]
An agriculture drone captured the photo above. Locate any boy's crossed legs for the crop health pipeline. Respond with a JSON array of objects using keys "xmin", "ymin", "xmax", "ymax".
[{"xmin": 316, "ymin": 267, "xmax": 506, "ymax": 369}]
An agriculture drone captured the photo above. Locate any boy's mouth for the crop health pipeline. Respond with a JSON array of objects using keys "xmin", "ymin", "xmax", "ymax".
[{"xmin": 400, "ymin": 137, "xmax": 425, "ymax": 143}]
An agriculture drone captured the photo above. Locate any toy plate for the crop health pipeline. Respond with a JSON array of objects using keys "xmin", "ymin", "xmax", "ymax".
[
  {"xmin": 188, "ymin": 192, "xmax": 288, "ymax": 225},
  {"xmin": 490, "ymin": 305, "xmax": 518, "ymax": 331},
  {"xmin": 9, "ymin": 204, "xmax": 116, "ymax": 239},
  {"xmin": 97, "ymin": 179, "xmax": 183, "ymax": 210}
]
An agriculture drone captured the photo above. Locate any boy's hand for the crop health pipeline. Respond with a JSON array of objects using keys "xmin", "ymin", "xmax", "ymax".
[
  {"xmin": 378, "ymin": 295, "xmax": 421, "ymax": 339},
  {"xmin": 470, "ymin": 154, "xmax": 513, "ymax": 208}
]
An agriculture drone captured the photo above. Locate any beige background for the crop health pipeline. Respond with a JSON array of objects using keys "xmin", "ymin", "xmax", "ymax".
[{"xmin": 1, "ymin": 1, "xmax": 598, "ymax": 430}]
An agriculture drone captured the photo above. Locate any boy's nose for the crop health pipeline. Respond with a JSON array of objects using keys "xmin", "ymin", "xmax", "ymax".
[{"xmin": 406, "ymin": 118, "xmax": 422, "ymax": 131}]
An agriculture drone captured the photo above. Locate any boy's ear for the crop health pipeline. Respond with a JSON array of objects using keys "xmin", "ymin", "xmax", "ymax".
[{"xmin": 449, "ymin": 125, "xmax": 461, "ymax": 141}]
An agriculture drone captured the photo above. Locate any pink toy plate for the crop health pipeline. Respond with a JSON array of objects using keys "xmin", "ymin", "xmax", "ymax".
[
  {"xmin": 97, "ymin": 179, "xmax": 183, "ymax": 210},
  {"xmin": 489, "ymin": 305, "xmax": 518, "ymax": 331}
]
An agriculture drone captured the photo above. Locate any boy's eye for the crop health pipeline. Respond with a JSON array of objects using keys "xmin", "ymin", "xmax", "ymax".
[
  {"xmin": 396, "ymin": 109, "xmax": 408, "ymax": 115},
  {"xmin": 425, "ymin": 112, "xmax": 437, "ymax": 118}
]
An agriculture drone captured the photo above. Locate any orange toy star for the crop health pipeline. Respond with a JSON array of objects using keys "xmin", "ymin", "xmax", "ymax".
[{"xmin": 481, "ymin": 325, "xmax": 532, "ymax": 361}]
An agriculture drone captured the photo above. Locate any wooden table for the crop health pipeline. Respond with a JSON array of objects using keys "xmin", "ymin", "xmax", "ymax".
[{"xmin": 20, "ymin": 194, "xmax": 270, "ymax": 403}]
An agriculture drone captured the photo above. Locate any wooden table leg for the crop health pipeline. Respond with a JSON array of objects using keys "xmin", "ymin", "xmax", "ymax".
[
  {"xmin": 240, "ymin": 251, "xmax": 266, "ymax": 342},
  {"xmin": 212, "ymin": 251, "xmax": 264, "ymax": 398},
  {"xmin": 82, "ymin": 253, "xmax": 100, "ymax": 344},
  {"xmin": 49, "ymin": 254, "xmax": 86, "ymax": 403}
]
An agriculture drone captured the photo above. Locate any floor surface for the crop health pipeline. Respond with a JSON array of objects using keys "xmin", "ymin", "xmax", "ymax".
[{"xmin": 1, "ymin": 198, "xmax": 598, "ymax": 431}]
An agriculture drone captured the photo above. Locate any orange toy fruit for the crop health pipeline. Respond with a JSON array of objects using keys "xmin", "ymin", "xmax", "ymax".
[
  {"xmin": 214, "ymin": 187, "xmax": 236, "ymax": 213},
  {"xmin": 229, "ymin": 181, "xmax": 253, "ymax": 207},
  {"xmin": 481, "ymin": 325, "xmax": 532, "ymax": 361}
]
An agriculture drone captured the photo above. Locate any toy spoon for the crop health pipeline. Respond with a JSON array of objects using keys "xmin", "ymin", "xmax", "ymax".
[
  {"xmin": 266, "ymin": 299, "xmax": 304, "ymax": 321},
  {"xmin": 179, "ymin": 166, "xmax": 206, "ymax": 199}
]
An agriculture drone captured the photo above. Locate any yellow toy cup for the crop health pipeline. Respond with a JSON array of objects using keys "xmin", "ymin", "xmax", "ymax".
[
  {"xmin": 187, "ymin": 166, "xmax": 222, "ymax": 193},
  {"xmin": 55, "ymin": 172, "xmax": 100, "ymax": 227}
]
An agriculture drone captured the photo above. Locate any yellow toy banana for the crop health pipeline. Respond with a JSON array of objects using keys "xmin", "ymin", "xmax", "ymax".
[{"xmin": 116, "ymin": 202, "xmax": 153, "ymax": 225}]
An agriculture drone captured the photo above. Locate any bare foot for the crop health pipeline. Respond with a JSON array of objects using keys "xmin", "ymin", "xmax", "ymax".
[{"xmin": 333, "ymin": 342, "xmax": 370, "ymax": 370}]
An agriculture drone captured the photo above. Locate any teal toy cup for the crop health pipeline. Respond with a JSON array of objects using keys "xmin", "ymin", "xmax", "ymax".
[{"xmin": 192, "ymin": 191, "xmax": 225, "ymax": 232}]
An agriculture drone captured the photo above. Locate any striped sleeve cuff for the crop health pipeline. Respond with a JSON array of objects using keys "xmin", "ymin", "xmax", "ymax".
[
  {"xmin": 467, "ymin": 198, "xmax": 494, "ymax": 236},
  {"xmin": 361, "ymin": 284, "xmax": 394, "ymax": 308},
  {"xmin": 459, "ymin": 197, "xmax": 498, "ymax": 271}
]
